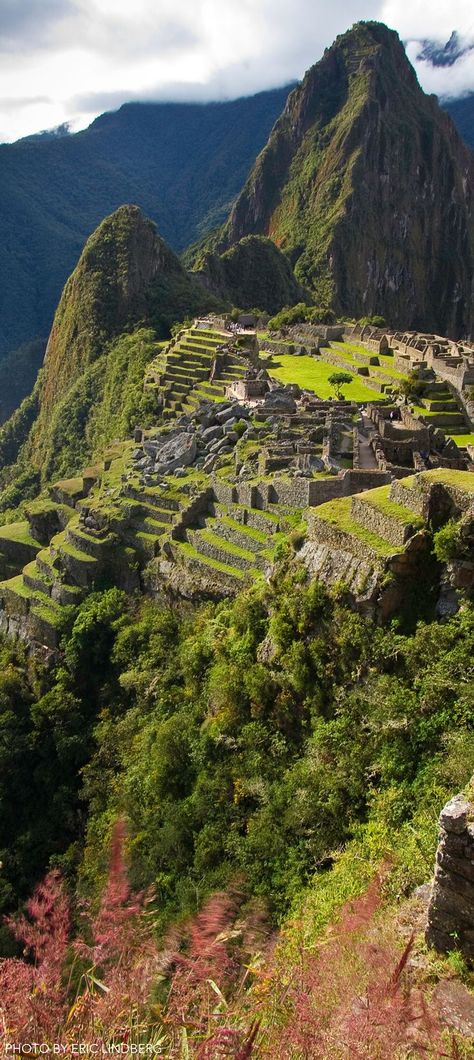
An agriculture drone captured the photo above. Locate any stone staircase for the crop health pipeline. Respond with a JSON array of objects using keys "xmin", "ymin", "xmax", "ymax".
[
  {"xmin": 170, "ymin": 497, "xmax": 293, "ymax": 593},
  {"xmin": 416, "ymin": 381, "xmax": 469, "ymax": 433},
  {"xmin": 144, "ymin": 326, "xmax": 249, "ymax": 416}
]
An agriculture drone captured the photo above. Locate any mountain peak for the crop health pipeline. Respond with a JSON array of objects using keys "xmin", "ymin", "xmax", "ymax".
[{"xmin": 217, "ymin": 21, "xmax": 474, "ymax": 337}]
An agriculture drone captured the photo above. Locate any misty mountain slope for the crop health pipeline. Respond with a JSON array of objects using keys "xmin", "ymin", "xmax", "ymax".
[{"xmin": 0, "ymin": 87, "xmax": 290, "ymax": 359}]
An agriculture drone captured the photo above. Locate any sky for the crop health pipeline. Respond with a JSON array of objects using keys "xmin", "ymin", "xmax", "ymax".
[{"xmin": 0, "ymin": 0, "xmax": 473, "ymax": 143}]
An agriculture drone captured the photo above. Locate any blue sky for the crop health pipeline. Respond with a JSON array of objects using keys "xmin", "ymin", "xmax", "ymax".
[{"xmin": 0, "ymin": 0, "xmax": 473, "ymax": 142}]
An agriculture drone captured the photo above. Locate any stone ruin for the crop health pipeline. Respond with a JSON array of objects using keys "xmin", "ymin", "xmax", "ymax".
[
  {"xmin": 226, "ymin": 366, "xmax": 270, "ymax": 403},
  {"xmin": 365, "ymin": 404, "xmax": 469, "ymax": 476},
  {"xmin": 130, "ymin": 381, "xmax": 362, "ymax": 486},
  {"xmin": 426, "ymin": 788, "xmax": 474, "ymax": 959},
  {"xmin": 345, "ymin": 322, "xmax": 474, "ymax": 391}
]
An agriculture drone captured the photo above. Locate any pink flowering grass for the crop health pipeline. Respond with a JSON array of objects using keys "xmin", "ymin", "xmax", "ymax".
[{"xmin": 0, "ymin": 833, "xmax": 465, "ymax": 1058}]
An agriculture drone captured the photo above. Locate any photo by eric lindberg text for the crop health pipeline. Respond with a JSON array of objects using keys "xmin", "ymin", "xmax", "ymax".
[{"xmin": 4, "ymin": 1046, "xmax": 163, "ymax": 1055}]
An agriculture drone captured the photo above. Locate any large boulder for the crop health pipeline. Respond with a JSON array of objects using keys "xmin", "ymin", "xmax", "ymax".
[{"xmin": 154, "ymin": 432, "xmax": 197, "ymax": 474}]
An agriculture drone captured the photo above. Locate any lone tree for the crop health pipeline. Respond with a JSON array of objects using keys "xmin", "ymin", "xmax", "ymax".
[{"xmin": 328, "ymin": 371, "xmax": 353, "ymax": 400}]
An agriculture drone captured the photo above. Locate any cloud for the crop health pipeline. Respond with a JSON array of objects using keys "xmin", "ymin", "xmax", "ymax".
[
  {"xmin": 0, "ymin": 94, "xmax": 51, "ymax": 111},
  {"xmin": 406, "ymin": 41, "xmax": 474, "ymax": 99},
  {"xmin": 1, "ymin": 0, "xmax": 474, "ymax": 142},
  {"xmin": 0, "ymin": 0, "xmax": 79, "ymax": 52}
]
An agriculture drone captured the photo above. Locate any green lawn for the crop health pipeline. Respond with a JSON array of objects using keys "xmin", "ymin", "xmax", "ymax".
[
  {"xmin": 447, "ymin": 433, "xmax": 474, "ymax": 447},
  {"xmin": 398, "ymin": 469, "xmax": 474, "ymax": 493},
  {"xmin": 0, "ymin": 521, "xmax": 41, "ymax": 548},
  {"xmin": 270, "ymin": 355, "xmax": 381, "ymax": 402},
  {"xmin": 355, "ymin": 485, "xmax": 423, "ymax": 528}
]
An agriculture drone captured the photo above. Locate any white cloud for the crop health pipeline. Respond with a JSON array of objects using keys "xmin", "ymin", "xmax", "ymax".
[{"xmin": 0, "ymin": 0, "xmax": 473, "ymax": 143}]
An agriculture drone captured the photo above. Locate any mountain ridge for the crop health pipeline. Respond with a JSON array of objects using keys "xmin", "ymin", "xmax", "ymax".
[{"xmin": 0, "ymin": 87, "xmax": 291, "ymax": 361}]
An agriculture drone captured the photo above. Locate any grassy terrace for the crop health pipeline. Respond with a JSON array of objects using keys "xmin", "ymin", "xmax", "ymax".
[
  {"xmin": 446, "ymin": 433, "xmax": 474, "ymax": 447},
  {"xmin": 197, "ymin": 529, "xmax": 256, "ymax": 561},
  {"xmin": 330, "ymin": 342, "xmax": 408, "ymax": 383},
  {"xmin": 0, "ymin": 521, "xmax": 41, "ymax": 548},
  {"xmin": 355, "ymin": 485, "xmax": 424, "ymax": 527},
  {"xmin": 52, "ymin": 477, "xmax": 85, "ymax": 501},
  {"xmin": 219, "ymin": 515, "xmax": 268, "ymax": 543},
  {"xmin": 397, "ymin": 469, "xmax": 474, "ymax": 493},
  {"xmin": 173, "ymin": 541, "xmax": 246, "ymax": 579},
  {"xmin": 0, "ymin": 573, "xmax": 31, "ymax": 598},
  {"xmin": 52, "ymin": 534, "xmax": 98, "ymax": 564},
  {"xmin": 269, "ymin": 355, "xmax": 381, "ymax": 401},
  {"xmin": 314, "ymin": 496, "xmax": 396, "ymax": 557}
]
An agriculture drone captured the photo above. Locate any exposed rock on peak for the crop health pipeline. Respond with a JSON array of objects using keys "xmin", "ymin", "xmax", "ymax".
[{"xmin": 217, "ymin": 21, "xmax": 474, "ymax": 337}]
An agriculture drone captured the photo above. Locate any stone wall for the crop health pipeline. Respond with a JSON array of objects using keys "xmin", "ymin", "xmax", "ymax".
[
  {"xmin": 212, "ymin": 470, "xmax": 389, "ymax": 513},
  {"xmin": 292, "ymin": 323, "xmax": 344, "ymax": 342},
  {"xmin": 389, "ymin": 480, "xmax": 427, "ymax": 516},
  {"xmin": 427, "ymin": 352, "xmax": 474, "ymax": 390},
  {"xmin": 343, "ymin": 469, "xmax": 391, "ymax": 492},
  {"xmin": 171, "ymin": 488, "xmax": 214, "ymax": 540},
  {"xmin": 258, "ymin": 339, "xmax": 296, "ymax": 356},
  {"xmin": 426, "ymin": 790, "xmax": 474, "ymax": 958},
  {"xmin": 309, "ymin": 511, "xmax": 384, "ymax": 561},
  {"xmin": 453, "ymin": 384, "xmax": 474, "ymax": 430},
  {"xmin": 350, "ymin": 496, "xmax": 415, "ymax": 546}
]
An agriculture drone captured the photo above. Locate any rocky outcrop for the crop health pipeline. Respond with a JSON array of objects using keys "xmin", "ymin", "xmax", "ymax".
[
  {"xmin": 216, "ymin": 22, "xmax": 474, "ymax": 337},
  {"xmin": 426, "ymin": 790, "xmax": 474, "ymax": 958}
]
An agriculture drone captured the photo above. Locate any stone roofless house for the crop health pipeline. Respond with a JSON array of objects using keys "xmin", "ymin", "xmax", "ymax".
[{"xmin": 366, "ymin": 405, "xmax": 469, "ymax": 476}]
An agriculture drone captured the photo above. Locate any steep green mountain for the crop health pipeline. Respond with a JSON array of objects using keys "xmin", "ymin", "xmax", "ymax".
[
  {"xmin": 192, "ymin": 234, "xmax": 308, "ymax": 312},
  {"xmin": 0, "ymin": 88, "xmax": 290, "ymax": 362},
  {"xmin": 212, "ymin": 22, "xmax": 474, "ymax": 337},
  {"xmin": 0, "ymin": 205, "xmax": 218, "ymax": 484}
]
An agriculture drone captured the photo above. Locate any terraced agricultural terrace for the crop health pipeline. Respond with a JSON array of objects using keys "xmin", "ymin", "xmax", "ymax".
[
  {"xmin": 1, "ymin": 319, "xmax": 474, "ymax": 651},
  {"xmin": 145, "ymin": 323, "xmax": 250, "ymax": 416}
]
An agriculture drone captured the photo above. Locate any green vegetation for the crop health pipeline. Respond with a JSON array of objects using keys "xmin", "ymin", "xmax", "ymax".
[
  {"xmin": 447, "ymin": 433, "xmax": 474, "ymax": 447},
  {"xmin": 357, "ymin": 314, "xmax": 386, "ymax": 327},
  {"xmin": 0, "ymin": 573, "xmax": 473, "ymax": 950},
  {"xmin": 270, "ymin": 354, "xmax": 381, "ymax": 401},
  {"xmin": 356, "ymin": 484, "xmax": 424, "ymax": 528},
  {"xmin": 194, "ymin": 236, "xmax": 306, "ymax": 314},
  {"xmin": 267, "ymin": 302, "xmax": 335, "ymax": 330},
  {"xmin": 433, "ymin": 519, "xmax": 462, "ymax": 563},
  {"xmin": 415, "ymin": 469, "xmax": 474, "ymax": 492}
]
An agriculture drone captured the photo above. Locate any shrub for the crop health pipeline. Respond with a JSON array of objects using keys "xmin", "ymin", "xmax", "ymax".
[
  {"xmin": 267, "ymin": 303, "xmax": 335, "ymax": 331},
  {"xmin": 358, "ymin": 315, "xmax": 386, "ymax": 328},
  {"xmin": 433, "ymin": 518, "xmax": 462, "ymax": 563}
]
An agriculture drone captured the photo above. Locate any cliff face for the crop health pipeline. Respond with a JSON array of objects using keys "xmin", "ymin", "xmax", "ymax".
[{"xmin": 219, "ymin": 22, "xmax": 474, "ymax": 337}]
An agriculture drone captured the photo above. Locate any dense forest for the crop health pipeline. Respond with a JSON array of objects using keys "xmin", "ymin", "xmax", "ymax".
[{"xmin": 0, "ymin": 560, "xmax": 473, "ymax": 1051}]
